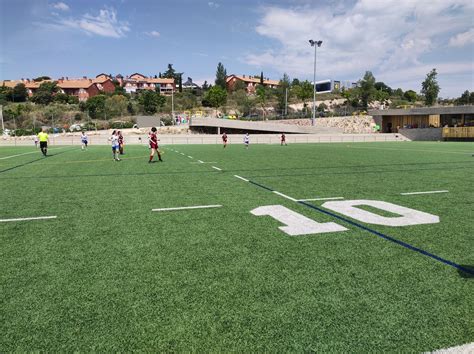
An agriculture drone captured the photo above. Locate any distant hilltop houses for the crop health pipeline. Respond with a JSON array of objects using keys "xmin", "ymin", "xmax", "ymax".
[{"xmin": 1, "ymin": 72, "xmax": 354, "ymax": 102}]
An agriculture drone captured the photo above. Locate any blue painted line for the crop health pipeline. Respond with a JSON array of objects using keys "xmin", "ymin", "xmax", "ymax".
[{"xmin": 245, "ymin": 177, "xmax": 474, "ymax": 276}]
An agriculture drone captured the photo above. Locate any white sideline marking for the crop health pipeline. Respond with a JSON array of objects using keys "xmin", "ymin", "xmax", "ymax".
[
  {"xmin": 234, "ymin": 175, "xmax": 249, "ymax": 182},
  {"xmin": 429, "ymin": 342, "xmax": 474, "ymax": 353},
  {"xmin": 401, "ymin": 190, "xmax": 449, "ymax": 195},
  {"xmin": 273, "ymin": 191, "xmax": 297, "ymax": 202},
  {"xmin": 298, "ymin": 197, "xmax": 344, "ymax": 201},
  {"xmin": 0, "ymin": 216, "xmax": 57, "ymax": 223},
  {"xmin": 152, "ymin": 205, "xmax": 222, "ymax": 212},
  {"xmin": 0, "ymin": 148, "xmax": 63, "ymax": 160},
  {"xmin": 212, "ymin": 166, "xmax": 222, "ymax": 171},
  {"xmin": 198, "ymin": 160, "xmax": 204, "ymax": 163},
  {"xmin": 188, "ymin": 155, "xmax": 193, "ymax": 159},
  {"xmin": 180, "ymin": 153, "xmax": 185, "ymax": 155}
]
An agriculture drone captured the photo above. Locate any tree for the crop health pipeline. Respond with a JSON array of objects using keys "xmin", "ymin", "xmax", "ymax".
[
  {"xmin": 393, "ymin": 88, "xmax": 404, "ymax": 98},
  {"xmin": 31, "ymin": 81, "xmax": 59, "ymax": 105},
  {"xmin": 260, "ymin": 71, "xmax": 264, "ymax": 85},
  {"xmin": 215, "ymin": 62, "xmax": 227, "ymax": 89},
  {"xmin": 12, "ymin": 83, "xmax": 28, "ymax": 102},
  {"xmin": 256, "ymin": 85, "xmax": 268, "ymax": 119},
  {"xmin": 455, "ymin": 90, "xmax": 472, "ymax": 105},
  {"xmin": 421, "ymin": 68, "xmax": 440, "ymax": 106},
  {"xmin": 33, "ymin": 76, "xmax": 51, "ymax": 82},
  {"xmin": 53, "ymin": 93, "xmax": 70, "ymax": 104},
  {"xmin": 204, "ymin": 86, "xmax": 227, "ymax": 116},
  {"xmin": 292, "ymin": 80, "xmax": 313, "ymax": 115},
  {"xmin": 276, "ymin": 73, "xmax": 291, "ymax": 112},
  {"xmin": 291, "ymin": 78, "xmax": 300, "ymax": 87},
  {"xmin": 105, "ymin": 95, "xmax": 129, "ymax": 117},
  {"xmin": 202, "ymin": 81, "xmax": 209, "ymax": 91},
  {"xmin": 178, "ymin": 74, "xmax": 183, "ymax": 93},
  {"xmin": 0, "ymin": 86, "xmax": 13, "ymax": 105},
  {"xmin": 138, "ymin": 91, "xmax": 165, "ymax": 114},
  {"xmin": 403, "ymin": 90, "xmax": 417, "ymax": 102},
  {"xmin": 359, "ymin": 71, "xmax": 376, "ymax": 109},
  {"xmin": 85, "ymin": 95, "xmax": 107, "ymax": 119},
  {"xmin": 374, "ymin": 81, "xmax": 392, "ymax": 95},
  {"xmin": 163, "ymin": 64, "xmax": 176, "ymax": 79},
  {"xmin": 232, "ymin": 90, "xmax": 255, "ymax": 116}
]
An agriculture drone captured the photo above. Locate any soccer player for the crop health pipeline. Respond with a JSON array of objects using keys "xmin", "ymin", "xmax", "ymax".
[
  {"xmin": 81, "ymin": 131, "xmax": 88, "ymax": 150},
  {"xmin": 34, "ymin": 135, "xmax": 39, "ymax": 148},
  {"xmin": 118, "ymin": 131, "xmax": 125, "ymax": 155},
  {"xmin": 280, "ymin": 133, "xmax": 287, "ymax": 146},
  {"xmin": 222, "ymin": 132, "xmax": 228, "ymax": 148},
  {"xmin": 37, "ymin": 129, "xmax": 49, "ymax": 156},
  {"xmin": 244, "ymin": 132, "xmax": 250, "ymax": 149},
  {"xmin": 109, "ymin": 130, "xmax": 121, "ymax": 161},
  {"xmin": 148, "ymin": 127, "xmax": 163, "ymax": 163}
]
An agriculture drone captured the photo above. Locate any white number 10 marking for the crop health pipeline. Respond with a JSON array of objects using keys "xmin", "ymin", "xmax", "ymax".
[
  {"xmin": 251, "ymin": 200, "xmax": 439, "ymax": 236},
  {"xmin": 251, "ymin": 205, "xmax": 347, "ymax": 236}
]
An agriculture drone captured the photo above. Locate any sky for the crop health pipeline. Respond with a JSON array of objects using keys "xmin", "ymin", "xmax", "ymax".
[{"xmin": 0, "ymin": 0, "xmax": 473, "ymax": 97}]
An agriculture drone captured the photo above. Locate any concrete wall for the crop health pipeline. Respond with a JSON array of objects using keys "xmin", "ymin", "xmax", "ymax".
[
  {"xmin": 272, "ymin": 116, "xmax": 381, "ymax": 134},
  {"xmin": 190, "ymin": 117, "xmax": 343, "ymax": 134},
  {"xmin": 398, "ymin": 128, "xmax": 442, "ymax": 141},
  {"xmin": 0, "ymin": 132, "xmax": 406, "ymax": 146}
]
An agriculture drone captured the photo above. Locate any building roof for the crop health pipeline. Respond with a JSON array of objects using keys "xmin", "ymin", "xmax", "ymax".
[
  {"xmin": 369, "ymin": 106, "xmax": 474, "ymax": 116},
  {"xmin": 226, "ymin": 74, "xmax": 280, "ymax": 86},
  {"xmin": 57, "ymin": 79, "xmax": 95, "ymax": 89}
]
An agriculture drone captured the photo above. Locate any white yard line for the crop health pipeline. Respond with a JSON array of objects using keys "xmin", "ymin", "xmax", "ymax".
[
  {"xmin": 152, "ymin": 205, "xmax": 222, "ymax": 212},
  {"xmin": 0, "ymin": 148, "xmax": 63, "ymax": 160},
  {"xmin": 273, "ymin": 191, "xmax": 297, "ymax": 202},
  {"xmin": 197, "ymin": 160, "xmax": 204, "ymax": 163},
  {"xmin": 234, "ymin": 175, "xmax": 249, "ymax": 182},
  {"xmin": 298, "ymin": 197, "xmax": 344, "ymax": 201},
  {"xmin": 401, "ymin": 190, "xmax": 449, "ymax": 195},
  {"xmin": 187, "ymin": 155, "xmax": 193, "ymax": 159},
  {"xmin": 0, "ymin": 216, "xmax": 57, "ymax": 223},
  {"xmin": 429, "ymin": 342, "xmax": 474, "ymax": 353},
  {"xmin": 212, "ymin": 166, "xmax": 222, "ymax": 171}
]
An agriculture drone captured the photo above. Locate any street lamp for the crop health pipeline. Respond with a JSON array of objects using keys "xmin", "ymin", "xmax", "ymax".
[{"xmin": 309, "ymin": 39, "xmax": 322, "ymax": 126}]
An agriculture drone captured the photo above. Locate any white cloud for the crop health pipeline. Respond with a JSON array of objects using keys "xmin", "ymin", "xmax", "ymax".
[
  {"xmin": 56, "ymin": 8, "xmax": 130, "ymax": 38},
  {"xmin": 449, "ymin": 28, "xmax": 474, "ymax": 47},
  {"xmin": 146, "ymin": 30, "xmax": 160, "ymax": 38},
  {"xmin": 208, "ymin": 2, "xmax": 220, "ymax": 9},
  {"xmin": 246, "ymin": 0, "xmax": 474, "ymax": 88},
  {"xmin": 52, "ymin": 2, "xmax": 69, "ymax": 11}
]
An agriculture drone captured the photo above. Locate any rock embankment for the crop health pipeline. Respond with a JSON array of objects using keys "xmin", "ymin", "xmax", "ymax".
[{"xmin": 272, "ymin": 116, "xmax": 379, "ymax": 134}]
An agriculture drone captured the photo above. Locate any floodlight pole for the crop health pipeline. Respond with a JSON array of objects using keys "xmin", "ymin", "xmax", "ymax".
[
  {"xmin": 309, "ymin": 39, "xmax": 322, "ymax": 126},
  {"xmin": 171, "ymin": 88, "xmax": 175, "ymax": 124},
  {"xmin": 285, "ymin": 88, "xmax": 288, "ymax": 116},
  {"xmin": 0, "ymin": 105, "xmax": 4, "ymax": 132}
]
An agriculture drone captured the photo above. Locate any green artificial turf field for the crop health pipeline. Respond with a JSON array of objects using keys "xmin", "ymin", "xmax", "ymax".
[{"xmin": 1, "ymin": 141, "xmax": 473, "ymax": 351}]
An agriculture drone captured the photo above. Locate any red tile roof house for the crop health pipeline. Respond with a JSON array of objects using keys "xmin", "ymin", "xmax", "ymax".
[
  {"xmin": 123, "ymin": 73, "xmax": 175, "ymax": 95},
  {"xmin": 1, "ymin": 77, "xmax": 115, "ymax": 101},
  {"xmin": 56, "ymin": 77, "xmax": 115, "ymax": 101},
  {"xmin": 226, "ymin": 74, "xmax": 280, "ymax": 94}
]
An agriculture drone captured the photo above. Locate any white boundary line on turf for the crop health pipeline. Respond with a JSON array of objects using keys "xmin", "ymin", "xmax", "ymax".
[
  {"xmin": 234, "ymin": 175, "xmax": 249, "ymax": 182},
  {"xmin": 273, "ymin": 191, "xmax": 297, "ymax": 201},
  {"xmin": 401, "ymin": 190, "xmax": 449, "ymax": 195},
  {"xmin": 188, "ymin": 156, "xmax": 193, "ymax": 159},
  {"xmin": 197, "ymin": 160, "xmax": 204, "ymax": 163},
  {"xmin": 0, "ymin": 216, "xmax": 57, "ymax": 223},
  {"xmin": 0, "ymin": 148, "xmax": 64, "ymax": 160},
  {"xmin": 152, "ymin": 205, "xmax": 222, "ymax": 212},
  {"xmin": 298, "ymin": 197, "xmax": 344, "ymax": 201},
  {"xmin": 212, "ymin": 166, "xmax": 222, "ymax": 171},
  {"xmin": 428, "ymin": 342, "xmax": 474, "ymax": 354}
]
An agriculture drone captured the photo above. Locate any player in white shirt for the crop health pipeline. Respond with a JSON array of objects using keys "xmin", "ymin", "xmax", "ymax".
[
  {"xmin": 108, "ymin": 130, "xmax": 121, "ymax": 161},
  {"xmin": 244, "ymin": 133, "xmax": 250, "ymax": 149},
  {"xmin": 81, "ymin": 131, "xmax": 89, "ymax": 150}
]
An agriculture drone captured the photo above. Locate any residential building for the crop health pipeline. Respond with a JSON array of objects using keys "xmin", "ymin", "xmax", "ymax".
[
  {"xmin": 226, "ymin": 74, "xmax": 280, "ymax": 94},
  {"xmin": 314, "ymin": 79, "xmax": 357, "ymax": 93},
  {"xmin": 123, "ymin": 73, "xmax": 175, "ymax": 95},
  {"xmin": 182, "ymin": 77, "xmax": 201, "ymax": 90}
]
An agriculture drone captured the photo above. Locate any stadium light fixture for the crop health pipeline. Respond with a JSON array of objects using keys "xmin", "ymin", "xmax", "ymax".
[{"xmin": 309, "ymin": 40, "xmax": 322, "ymax": 126}]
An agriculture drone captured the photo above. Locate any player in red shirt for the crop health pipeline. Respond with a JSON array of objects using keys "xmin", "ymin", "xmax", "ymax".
[
  {"xmin": 222, "ymin": 132, "xmax": 228, "ymax": 148},
  {"xmin": 148, "ymin": 127, "xmax": 163, "ymax": 163},
  {"xmin": 118, "ymin": 131, "xmax": 125, "ymax": 155},
  {"xmin": 280, "ymin": 133, "xmax": 287, "ymax": 146}
]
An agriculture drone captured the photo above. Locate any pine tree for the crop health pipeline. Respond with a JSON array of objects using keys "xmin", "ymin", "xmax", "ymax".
[
  {"xmin": 421, "ymin": 68, "xmax": 440, "ymax": 106},
  {"xmin": 215, "ymin": 62, "xmax": 227, "ymax": 89}
]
